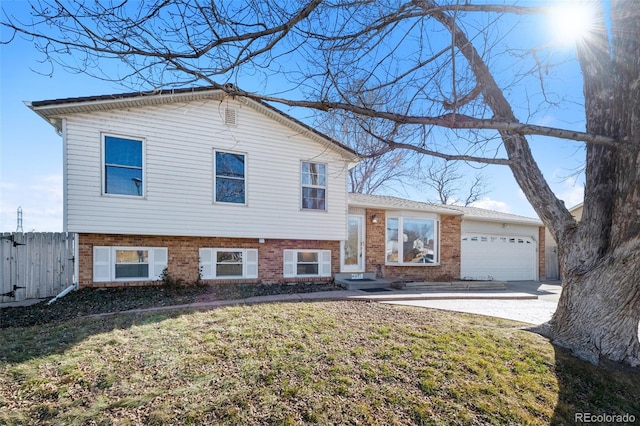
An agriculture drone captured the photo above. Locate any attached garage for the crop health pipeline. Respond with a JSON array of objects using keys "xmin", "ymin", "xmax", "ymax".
[
  {"xmin": 450, "ymin": 207, "xmax": 543, "ymax": 281},
  {"xmin": 461, "ymin": 234, "xmax": 537, "ymax": 280}
]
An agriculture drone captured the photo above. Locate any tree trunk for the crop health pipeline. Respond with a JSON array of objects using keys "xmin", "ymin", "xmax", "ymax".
[
  {"xmin": 427, "ymin": 0, "xmax": 640, "ymax": 366},
  {"xmin": 538, "ymin": 0, "xmax": 640, "ymax": 367},
  {"xmin": 544, "ymin": 240, "xmax": 640, "ymax": 366}
]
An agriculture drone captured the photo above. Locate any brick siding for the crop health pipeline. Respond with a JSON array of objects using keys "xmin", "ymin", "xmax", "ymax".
[
  {"xmin": 78, "ymin": 233, "xmax": 339, "ymax": 288},
  {"xmin": 78, "ymin": 218, "xmax": 539, "ymax": 288},
  {"xmin": 364, "ymin": 209, "xmax": 461, "ymax": 282}
]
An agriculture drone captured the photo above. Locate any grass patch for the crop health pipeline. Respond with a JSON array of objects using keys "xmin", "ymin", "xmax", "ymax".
[
  {"xmin": 1, "ymin": 301, "xmax": 638, "ymax": 425},
  {"xmin": 0, "ymin": 281, "xmax": 338, "ymax": 329}
]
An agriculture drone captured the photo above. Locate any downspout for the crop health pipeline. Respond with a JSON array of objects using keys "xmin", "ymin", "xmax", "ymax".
[
  {"xmin": 49, "ymin": 118, "xmax": 79, "ymax": 305},
  {"xmin": 48, "ymin": 234, "xmax": 79, "ymax": 304},
  {"xmin": 47, "ymin": 282, "xmax": 78, "ymax": 305}
]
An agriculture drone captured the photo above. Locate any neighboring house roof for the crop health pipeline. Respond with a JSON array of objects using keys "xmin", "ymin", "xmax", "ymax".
[
  {"xmin": 568, "ymin": 202, "xmax": 583, "ymax": 214},
  {"xmin": 27, "ymin": 85, "xmax": 359, "ymax": 162},
  {"xmin": 348, "ymin": 193, "xmax": 542, "ymax": 225}
]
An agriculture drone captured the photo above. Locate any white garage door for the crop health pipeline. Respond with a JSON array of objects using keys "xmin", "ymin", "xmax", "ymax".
[{"xmin": 461, "ymin": 234, "xmax": 537, "ymax": 281}]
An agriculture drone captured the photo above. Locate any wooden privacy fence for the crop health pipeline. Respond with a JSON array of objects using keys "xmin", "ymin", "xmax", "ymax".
[
  {"xmin": 1, "ymin": 232, "xmax": 76, "ymax": 304},
  {"xmin": 545, "ymin": 245, "xmax": 560, "ymax": 280}
]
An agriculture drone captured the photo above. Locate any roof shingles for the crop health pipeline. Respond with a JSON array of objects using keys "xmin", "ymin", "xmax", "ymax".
[{"xmin": 348, "ymin": 193, "xmax": 542, "ymax": 225}]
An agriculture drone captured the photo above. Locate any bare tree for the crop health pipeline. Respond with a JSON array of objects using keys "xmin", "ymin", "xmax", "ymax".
[
  {"xmin": 2, "ymin": 1, "xmax": 639, "ymax": 367},
  {"xmin": 314, "ymin": 85, "xmax": 418, "ymax": 194},
  {"xmin": 420, "ymin": 159, "xmax": 488, "ymax": 206}
]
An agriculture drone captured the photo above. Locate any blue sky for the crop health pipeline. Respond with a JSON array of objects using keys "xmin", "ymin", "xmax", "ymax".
[{"xmin": 0, "ymin": 1, "xmax": 587, "ymax": 232}]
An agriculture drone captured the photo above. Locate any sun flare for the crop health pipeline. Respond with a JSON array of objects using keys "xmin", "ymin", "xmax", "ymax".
[{"xmin": 549, "ymin": 3, "xmax": 594, "ymax": 46}]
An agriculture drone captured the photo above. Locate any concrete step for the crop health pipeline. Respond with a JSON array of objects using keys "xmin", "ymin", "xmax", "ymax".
[
  {"xmin": 334, "ymin": 273, "xmax": 393, "ymax": 290},
  {"xmin": 401, "ymin": 280, "xmax": 507, "ymax": 292}
]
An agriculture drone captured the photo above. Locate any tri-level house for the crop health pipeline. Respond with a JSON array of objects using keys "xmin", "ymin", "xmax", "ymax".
[{"xmin": 28, "ymin": 86, "xmax": 545, "ymax": 288}]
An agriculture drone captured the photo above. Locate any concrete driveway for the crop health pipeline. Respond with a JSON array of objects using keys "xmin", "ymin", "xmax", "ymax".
[{"xmin": 382, "ymin": 281, "xmax": 562, "ymax": 325}]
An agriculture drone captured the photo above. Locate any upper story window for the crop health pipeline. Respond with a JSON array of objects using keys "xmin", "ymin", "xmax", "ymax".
[
  {"xmin": 301, "ymin": 162, "xmax": 326, "ymax": 210},
  {"xmin": 386, "ymin": 216, "xmax": 439, "ymax": 265},
  {"xmin": 103, "ymin": 135, "xmax": 144, "ymax": 196},
  {"xmin": 215, "ymin": 151, "xmax": 246, "ymax": 204}
]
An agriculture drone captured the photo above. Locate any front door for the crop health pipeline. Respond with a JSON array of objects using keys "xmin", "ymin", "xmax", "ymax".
[{"xmin": 342, "ymin": 215, "xmax": 364, "ymax": 272}]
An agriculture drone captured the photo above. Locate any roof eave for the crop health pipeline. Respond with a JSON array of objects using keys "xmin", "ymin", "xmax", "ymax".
[
  {"xmin": 25, "ymin": 101, "xmax": 62, "ymax": 133},
  {"xmin": 27, "ymin": 89, "xmax": 228, "ymax": 132},
  {"xmin": 27, "ymin": 87, "xmax": 360, "ymax": 161},
  {"xmin": 461, "ymin": 216, "xmax": 543, "ymax": 226},
  {"xmin": 347, "ymin": 200, "xmax": 463, "ymax": 216}
]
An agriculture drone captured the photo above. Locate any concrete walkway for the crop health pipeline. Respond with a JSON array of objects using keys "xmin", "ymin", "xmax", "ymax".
[
  {"xmin": 86, "ymin": 280, "xmax": 561, "ymax": 325},
  {"xmin": 383, "ymin": 281, "xmax": 562, "ymax": 325}
]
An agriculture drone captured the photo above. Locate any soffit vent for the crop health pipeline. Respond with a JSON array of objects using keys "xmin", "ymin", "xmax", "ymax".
[{"xmin": 224, "ymin": 107, "xmax": 238, "ymax": 126}]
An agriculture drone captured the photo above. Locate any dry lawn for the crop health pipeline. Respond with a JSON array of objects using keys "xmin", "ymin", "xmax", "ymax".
[{"xmin": 1, "ymin": 301, "xmax": 638, "ymax": 425}]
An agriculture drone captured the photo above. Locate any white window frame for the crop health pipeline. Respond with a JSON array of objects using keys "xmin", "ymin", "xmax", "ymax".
[
  {"xmin": 300, "ymin": 161, "xmax": 327, "ymax": 211},
  {"xmin": 283, "ymin": 249, "xmax": 332, "ymax": 278},
  {"xmin": 101, "ymin": 133, "xmax": 145, "ymax": 198},
  {"xmin": 199, "ymin": 248, "xmax": 258, "ymax": 279},
  {"xmin": 214, "ymin": 149, "xmax": 247, "ymax": 205},
  {"xmin": 385, "ymin": 215, "xmax": 440, "ymax": 266},
  {"xmin": 93, "ymin": 246, "xmax": 167, "ymax": 282}
]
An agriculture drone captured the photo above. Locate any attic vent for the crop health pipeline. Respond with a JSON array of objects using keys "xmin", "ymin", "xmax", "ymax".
[{"xmin": 224, "ymin": 108, "xmax": 237, "ymax": 126}]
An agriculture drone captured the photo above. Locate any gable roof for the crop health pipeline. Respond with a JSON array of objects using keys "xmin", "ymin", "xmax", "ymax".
[
  {"xmin": 27, "ymin": 86, "xmax": 359, "ymax": 162},
  {"xmin": 348, "ymin": 193, "xmax": 542, "ymax": 225}
]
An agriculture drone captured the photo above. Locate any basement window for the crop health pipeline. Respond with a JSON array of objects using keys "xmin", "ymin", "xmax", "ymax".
[
  {"xmin": 199, "ymin": 248, "xmax": 258, "ymax": 279},
  {"xmin": 93, "ymin": 246, "xmax": 167, "ymax": 282},
  {"xmin": 283, "ymin": 250, "xmax": 331, "ymax": 278}
]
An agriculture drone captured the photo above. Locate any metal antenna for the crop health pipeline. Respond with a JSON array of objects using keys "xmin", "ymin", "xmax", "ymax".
[{"xmin": 16, "ymin": 206, "xmax": 23, "ymax": 232}]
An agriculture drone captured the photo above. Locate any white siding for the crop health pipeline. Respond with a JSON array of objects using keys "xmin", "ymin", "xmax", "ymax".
[
  {"xmin": 63, "ymin": 99, "xmax": 350, "ymax": 240},
  {"xmin": 461, "ymin": 220, "xmax": 539, "ymax": 238}
]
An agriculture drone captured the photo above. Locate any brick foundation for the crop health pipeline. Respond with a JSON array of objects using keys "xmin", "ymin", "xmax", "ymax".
[
  {"xmin": 78, "ymin": 218, "xmax": 539, "ymax": 288},
  {"xmin": 79, "ymin": 233, "xmax": 340, "ymax": 288},
  {"xmin": 364, "ymin": 209, "xmax": 461, "ymax": 282}
]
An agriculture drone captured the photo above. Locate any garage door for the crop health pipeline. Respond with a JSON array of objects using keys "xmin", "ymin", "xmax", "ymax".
[{"xmin": 461, "ymin": 234, "xmax": 537, "ymax": 281}]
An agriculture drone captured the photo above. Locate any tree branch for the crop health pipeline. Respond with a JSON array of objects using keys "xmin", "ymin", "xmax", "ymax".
[
  {"xmin": 418, "ymin": 0, "xmax": 577, "ymax": 242},
  {"xmin": 355, "ymin": 132, "xmax": 511, "ymax": 166},
  {"xmin": 382, "ymin": 140, "xmax": 511, "ymax": 165},
  {"xmin": 443, "ymin": 85, "xmax": 482, "ymax": 110},
  {"xmin": 428, "ymin": 4, "xmax": 550, "ymax": 15},
  {"xmin": 230, "ymin": 90, "xmax": 618, "ymax": 147}
]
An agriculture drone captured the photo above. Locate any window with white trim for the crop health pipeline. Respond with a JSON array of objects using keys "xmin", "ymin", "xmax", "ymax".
[
  {"xmin": 199, "ymin": 248, "xmax": 258, "ymax": 279},
  {"xmin": 93, "ymin": 246, "xmax": 167, "ymax": 282},
  {"xmin": 283, "ymin": 250, "xmax": 331, "ymax": 278},
  {"xmin": 103, "ymin": 135, "xmax": 144, "ymax": 196},
  {"xmin": 215, "ymin": 150, "xmax": 246, "ymax": 204},
  {"xmin": 301, "ymin": 162, "xmax": 326, "ymax": 210},
  {"xmin": 386, "ymin": 216, "xmax": 439, "ymax": 265}
]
